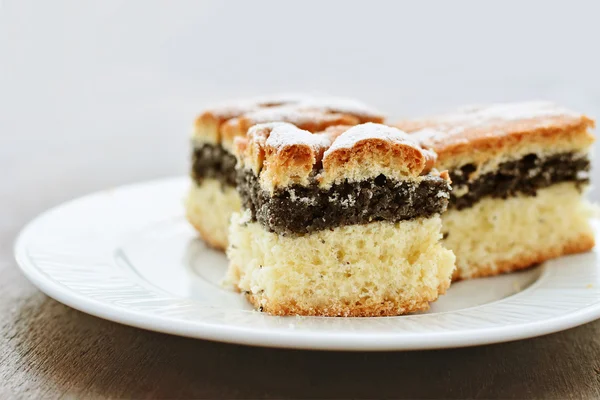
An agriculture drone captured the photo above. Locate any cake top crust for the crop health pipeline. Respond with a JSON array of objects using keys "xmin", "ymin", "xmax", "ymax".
[
  {"xmin": 220, "ymin": 106, "xmax": 362, "ymax": 148},
  {"xmin": 199, "ymin": 93, "xmax": 310, "ymax": 121},
  {"xmin": 265, "ymin": 121, "xmax": 332, "ymax": 150},
  {"xmin": 395, "ymin": 101, "xmax": 595, "ymax": 169},
  {"xmin": 193, "ymin": 94, "xmax": 385, "ymax": 147},
  {"xmin": 235, "ymin": 122, "xmax": 441, "ymax": 191},
  {"xmin": 324, "ymin": 122, "xmax": 428, "ymax": 157}
]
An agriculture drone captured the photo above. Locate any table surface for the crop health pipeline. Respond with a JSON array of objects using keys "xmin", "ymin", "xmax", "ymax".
[{"xmin": 4, "ymin": 2, "xmax": 600, "ymax": 398}]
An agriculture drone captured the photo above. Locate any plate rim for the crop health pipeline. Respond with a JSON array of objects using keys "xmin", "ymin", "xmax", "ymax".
[{"xmin": 13, "ymin": 176, "xmax": 600, "ymax": 351}]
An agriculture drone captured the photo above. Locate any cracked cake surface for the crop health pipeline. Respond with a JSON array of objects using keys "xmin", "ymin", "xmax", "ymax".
[
  {"xmin": 193, "ymin": 94, "xmax": 385, "ymax": 148},
  {"xmin": 234, "ymin": 122, "xmax": 440, "ymax": 192}
]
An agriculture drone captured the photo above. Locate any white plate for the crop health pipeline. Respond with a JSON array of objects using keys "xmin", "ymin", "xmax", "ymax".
[{"xmin": 14, "ymin": 177, "xmax": 600, "ymax": 351}]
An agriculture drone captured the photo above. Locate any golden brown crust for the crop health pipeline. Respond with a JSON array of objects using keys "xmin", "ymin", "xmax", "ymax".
[
  {"xmin": 395, "ymin": 102, "xmax": 595, "ymax": 169},
  {"xmin": 320, "ymin": 124, "xmax": 438, "ymax": 187},
  {"xmin": 291, "ymin": 96, "xmax": 385, "ymax": 124},
  {"xmin": 452, "ymin": 232, "xmax": 595, "ymax": 280},
  {"xmin": 193, "ymin": 95, "xmax": 306, "ymax": 144},
  {"xmin": 245, "ymin": 293, "xmax": 430, "ymax": 316},
  {"xmin": 220, "ymin": 108, "xmax": 360, "ymax": 149},
  {"xmin": 235, "ymin": 122, "xmax": 441, "ymax": 191},
  {"xmin": 193, "ymin": 94, "xmax": 385, "ymax": 146},
  {"xmin": 193, "ymin": 113, "xmax": 222, "ymax": 144},
  {"xmin": 321, "ymin": 124, "xmax": 355, "ymax": 140},
  {"xmin": 234, "ymin": 122, "xmax": 332, "ymax": 189},
  {"xmin": 243, "ymin": 277, "xmax": 451, "ymax": 317},
  {"xmin": 194, "ymin": 93, "xmax": 308, "ymax": 125}
]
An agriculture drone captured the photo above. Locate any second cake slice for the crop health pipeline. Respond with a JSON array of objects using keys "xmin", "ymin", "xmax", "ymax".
[
  {"xmin": 227, "ymin": 122, "xmax": 455, "ymax": 316},
  {"xmin": 188, "ymin": 94, "xmax": 384, "ymax": 250},
  {"xmin": 396, "ymin": 101, "xmax": 596, "ymax": 279}
]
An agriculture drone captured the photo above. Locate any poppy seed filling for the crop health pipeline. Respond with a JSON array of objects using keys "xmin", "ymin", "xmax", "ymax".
[
  {"xmin": 192, "ymin": 143, "xmax": 237, "ymax": 187},
  {"xmin": 237, "ymin": 170, "xmax": 451, "ymax": 235},
  {"xmin": 449, "ymin": 152, "xmax": 590, "ymax": 209},
  {"xmin": 192, "ymin": 145, "xmax": 590, "ymax": 226}
]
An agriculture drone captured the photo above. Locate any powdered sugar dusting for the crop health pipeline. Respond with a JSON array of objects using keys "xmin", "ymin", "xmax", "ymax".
[
  {"xmin": 206, "ymin": 93, "xmax": 310, "ymax": 119},
  {"xmin": 202, "ymin": 94, "xmax": 383, "ymax": 122},
  {"xmin": 402, "ymin": 101, "xmax": 586, "ymax": 145},
  {"xmin": 419, "ymin": 101, "xmax": 580, "ymax": 134},
  {"xmin": 264, "ymin": 122, "xmax": 331, "ymax": 151},
  {"xmin": 247, "ymin": 122, "xmax": 287, "ymax": 147},
  {"xmin": 410, "ymin": 128, "xmax": 441, "ymax": 143},
  {"xmin": 452, "ymin": 101, "xmax": 577, "ymax": 123},
  {"xmin": 323, "ymin": 123, "xmax": 421, "ymax": 158},
  {"xmin": 411, "ymin": 127, "xmax": 471, "ymax": 148},
  {"xmin": 295, "ymin": 96, "xmax": 384, "ymax": 119},
  {"xmin": 243, "ymin": 106, "xmax": 346, "ymax": 126}
]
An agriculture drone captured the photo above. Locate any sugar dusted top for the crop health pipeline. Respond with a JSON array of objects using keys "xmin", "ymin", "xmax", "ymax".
[
  {"xmin": 265, "ymin": 122, "xmax": 332, "ymax": 152},
  {"xmin": 395, "ymin": 101, "xmax": 595, "ymax": 168},
  {"xmin": 197, "ymin": 93, "xmax": 384, "ymax": 123},
  {"xmin": 194, "ymin": 94, "xmax": 385, "ymax": 146},
  {"xmin": 324, "ymin": 122, "xmax": 424, "ymax": 158},
  {"xmin": 235, "ymin": 122, "xmax": 441, "ymax": 191},
  {"xmin": 436, "ymin": 101, "xmax": 579, "ymax": 126},
  {"xmin": 293, "ymin": 96, "xmax": 385, "ymax": 122},
  {"xmin": 396, "ymin": 101, "xmax": 594, "ymax": 144},
  {"xmin": 200, "ymin": 94, "xmax": 308, "ymax": 121},
  {"xmin": 236, "ymin": 106, "xmax": 359, "ymax": 128}
]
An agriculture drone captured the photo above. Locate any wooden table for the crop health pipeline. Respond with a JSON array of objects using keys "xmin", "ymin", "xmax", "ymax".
[{"xmin": 1, "ymin": 121, "xmax": 600, "ymax": 399}]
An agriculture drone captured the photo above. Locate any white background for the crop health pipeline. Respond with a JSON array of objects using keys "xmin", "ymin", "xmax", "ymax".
[{"xmin": 2, "ymin": 0, "xmax": 599, "ymax": 196}]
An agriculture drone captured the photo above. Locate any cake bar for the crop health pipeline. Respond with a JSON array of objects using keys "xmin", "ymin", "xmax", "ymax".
[
  {"xmin": 227, "ymin": 122, "xmax": 455, "ymax": 316},
  {"xmin": 395, "ymin": 101, "xmax": 596, "ymax": 279},
  {"xmin": 187, "ymin": 95, "xmax": 384, "ymax": 250}
]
